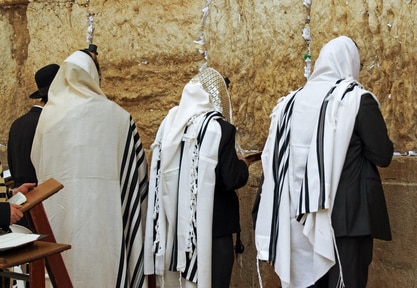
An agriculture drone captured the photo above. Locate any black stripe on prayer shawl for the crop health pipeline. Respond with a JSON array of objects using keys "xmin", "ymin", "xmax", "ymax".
[
  {"xmin": 171, "ymin": 111, "xmax": 223, "ymax": 283},
  {"xmin": 297, "ymin": 81, "xmax": 359, "ymax": 222},
  {"xmin": 342, "ymin": 82, "xmax": 359, "ymax": 100},
  {"xmin": 116, "ymin": 117, "xmax": 148, "ymax": 288},
  {"xmin": 297, "ymin": 85, "xmax": 337, "ymax": 222},
  {"xmin": 133, "ymin": 129, "xmax": 149, "ymax": 203},
  {"xmin": 116, "ymin": 243, "xmax": 128, "ymax": 288},
  {"xmin": 182, "ymin": 250, "xmax": 198, "ymax": 282},
  {"xmin": 169, "ymin": 126, "xmax": 187, "ymax": 272},
  {"xmin": 316, "ymin": 97, "xmax": 330, "ymax": 210},
  {"xmin": 185, "ymin": 111, "xmax": 223, "ymax": 283},
  {"xmin": 268, "ymin": 90, "xmax": 299, "ymax": 265},
  {"xmin": 133, "ymin": 247, "xmax": 145, "ymax": 287},
  {"xmin": 197, "ymin": 111, "xmax": 223, "ymax": 145}
]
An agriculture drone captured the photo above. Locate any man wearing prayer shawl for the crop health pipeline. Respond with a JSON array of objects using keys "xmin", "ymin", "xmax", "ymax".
[
  {"xmin": 254, "ymin": 36, "xmax": 393, "ymax": 288},
  {"xmin": 144, "ymin": 67, "xmax": 249, "ymax": 288},
  {"xmin": 31, "ymin": 46, "xmax": 149, "ymax": 288}
]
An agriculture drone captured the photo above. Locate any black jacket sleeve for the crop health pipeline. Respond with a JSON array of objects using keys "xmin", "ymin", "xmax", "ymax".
[
  {"xmin": 216, "ymin": 119, "xmax": 249, "ymax": 191},
  {"xmin": 0, "ymin": 202, "xmax": 11, "ymax": 231},
  {"xmin": 332, "ymin": 93, "xmax": 393, "ymax": 240},
  {"xmin": 212, "ymin": 119, "xmax": 249, "ymax": 237},
  {"xmin": 355, "ymin": 93, "xmax": 393, "ymax": 167}
]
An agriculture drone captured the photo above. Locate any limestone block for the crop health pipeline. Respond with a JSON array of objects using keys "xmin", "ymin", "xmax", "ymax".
[{"xmin": 0, "ymin": 0, "xmax": 28, "ymax": 7}]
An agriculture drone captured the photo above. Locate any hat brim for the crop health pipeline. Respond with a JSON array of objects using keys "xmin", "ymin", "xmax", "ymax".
[
  {"xmin": 29, "ymin": 86, "xmax": 48, "ymax": 99},
  {"xmin": 29, "ymin": 90, "xmax": 42, "ymax": 99}
]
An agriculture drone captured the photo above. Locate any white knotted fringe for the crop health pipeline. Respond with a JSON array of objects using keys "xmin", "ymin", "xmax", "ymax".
[
  {"xmin": 256, "ymin": 258, "xmax": 264, "ymax": 288},
  {"xmin": 332, "ymin": 228, "xmax": 345, "ymax": 288},
  {"xmin": 179, "ymin": 272, "xmax": 183, "ymax": 288}
]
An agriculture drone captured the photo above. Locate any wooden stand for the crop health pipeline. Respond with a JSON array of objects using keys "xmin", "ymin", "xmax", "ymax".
[
  {"xmin": 23, "ymin": 178, "xmax": 73, "ymax": 288},
  {"xmin": 27, "ymin": 204, "xmax": 73, "ymax": 288},
  {"xmin": 18, "ymin": 178, "xmax": 154, "ymax": 287},
  {"xmin": 0, "ymin": 241, "xmax": 70, "ymax": 288}
]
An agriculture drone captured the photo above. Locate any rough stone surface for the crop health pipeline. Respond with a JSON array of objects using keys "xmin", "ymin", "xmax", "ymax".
[{"xmin": 1, "ymin": 0, "xmax": 416, "ymax": 287}]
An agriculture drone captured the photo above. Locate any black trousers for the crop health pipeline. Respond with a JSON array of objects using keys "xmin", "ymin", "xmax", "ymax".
[
  {"xmin": 212, "ymin": 235, "xmax": 234, "ymax": 288},
  {"xmin": 314, "ymin": 235, "xmax": 373, "ymax": 288}
]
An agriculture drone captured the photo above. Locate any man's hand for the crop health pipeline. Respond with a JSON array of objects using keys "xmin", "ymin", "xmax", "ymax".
[
  {"xmin": 9, "ymin": 204, "xmax": 23, "ymax": 225},
  {"xmin": 13, "ymin": 183, "xmax": 36, "ymax": 195}
]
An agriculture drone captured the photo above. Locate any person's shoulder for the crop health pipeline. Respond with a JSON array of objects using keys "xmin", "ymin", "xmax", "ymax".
[
  {"xmin": 9, "ymin": 110, "xmax": 33, "ymax": 128},
  {"xmin": 108, "ymin": 101, "xmax": 132, "ymax": 117},
  {"xmin": 215, "ymin": 117, "xmax": 233, "ymax": 127},
  {"xmin": 215, "ymin": 118, "xmax": 236, "ymax": 135},
  {"xmin": 360, "ymin": 92, "xmax": 379, "ymax": 107}
]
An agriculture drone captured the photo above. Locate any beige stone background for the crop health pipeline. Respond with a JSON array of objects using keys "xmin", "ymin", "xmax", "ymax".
[{"xmin": 0, "ymin": 0, "xmax": 416, "ymax": 287}]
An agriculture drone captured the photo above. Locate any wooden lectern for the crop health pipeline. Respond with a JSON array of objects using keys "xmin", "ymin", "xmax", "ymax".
[
  {"xmin": 25, "ymin": 178, "xmax": 73, "ymax": 288},
  {"xmin": 2, "ymin": 178, "xmax": 156, "ymax": 288},
  {"xmin": 0, "ymin": 241, "xmax": 70, "ymax": 288},
  {"xmin": 0, "ymin": 178, "xmax": 73, "ymax": 288}
]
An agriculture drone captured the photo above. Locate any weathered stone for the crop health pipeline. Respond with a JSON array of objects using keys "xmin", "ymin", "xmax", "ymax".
[
  {"xmin": 1, "ymin": 0, "xmax": 416, "ymax": 287},
  {"xmin": 0, "ymin": 0, "xmax": 28, "ymax": 7}
]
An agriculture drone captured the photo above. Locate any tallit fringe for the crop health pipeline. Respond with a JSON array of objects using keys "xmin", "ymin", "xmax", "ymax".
[
  {"xmin": 238, "ymin": 254, "xmax": 243, "ymax": 278},
  {"xmin": 331, "ymin": 227, "xmax": 345, "ymax": 288},
  {"xmin": 256, "ymin": 258, "xmax": 264, "ymax": 288},
  {"xmin": 159, "ymin": 275, "xmax": 165, "ymax": 288},
  {"xmin": 178, "ymin": 272, "xmax": 183, "ymax": 288}
]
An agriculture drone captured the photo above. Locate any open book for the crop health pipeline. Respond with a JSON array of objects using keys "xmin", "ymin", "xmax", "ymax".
[{"xmin": 0, "ymin": 232, "xmax": 43, "ymax": 251}]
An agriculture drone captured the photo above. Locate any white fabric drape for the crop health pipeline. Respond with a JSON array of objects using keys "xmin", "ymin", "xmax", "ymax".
[
  {"xmin": 31, "ymin": 51, "xmax": 148, "ymax": 288},
  {"xmin": 144, "ymin": 72, "xmax": 227, "ymax": 288},
  {"xmin": 255, "ymin": 36, "xmax": 374, "ymax": 288}
]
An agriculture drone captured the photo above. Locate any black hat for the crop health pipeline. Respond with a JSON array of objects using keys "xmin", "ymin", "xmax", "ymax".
[
  {"xmin": 88, "ymin": 44, "xmax": 98, "ymax": 55},
  {"xmin": 29, "ymin": 64, "xmax": 60, "ymax": 99},
  {"xmin": 81, "ymin": 44, "xmax": 98, "ymax": 56}
]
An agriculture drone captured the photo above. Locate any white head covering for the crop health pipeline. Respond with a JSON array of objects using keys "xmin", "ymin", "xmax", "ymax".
[
  {"xmin": 308, "ymin": 35, "xmax": 360, "ymax": 83},
  {"xmin": 256, "ymin": 36, "xmax": 367, "ymax": 288},
  {"xmin": 32, "ymin": 50, "xmax": 149, "ymax": 287},
  {"xmin": 144, "ymin": 67, "xmax": 232, "ymax": 287},
  {"xmin": 291, "ymin": 35, "xmax": 361, "ymax": 183},
  {"xmin": 160, "ymin": 67, "xmax": 232, "ymax": 176}
]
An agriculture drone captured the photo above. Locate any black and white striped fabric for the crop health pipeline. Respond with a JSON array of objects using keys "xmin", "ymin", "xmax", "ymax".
[
  {"xmin": 297, "ymin": 80, "xmax": 359, "ymax": 223},
  {"xmin": 174, "ymin": 111, "xmax": 223, "ymax": 283},
  {"xmin": 268, "ymin": 91, "xmax": 298, "ymax": 265},
  {"xmin": 117, "ymin": 117, "xmax": 149, "ymax": 287}
]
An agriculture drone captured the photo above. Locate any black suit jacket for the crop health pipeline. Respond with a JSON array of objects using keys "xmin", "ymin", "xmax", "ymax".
[
  {"xmin": 213, "ymin": 119, "xmax": 249, "ymax": 238},
  {"xmin": 7, "ymin": 106, "xmax": 42, "ymax": 187},
  {"xmin": 332, "ymin": 93, "xmax": 393, "ymax": 240}
]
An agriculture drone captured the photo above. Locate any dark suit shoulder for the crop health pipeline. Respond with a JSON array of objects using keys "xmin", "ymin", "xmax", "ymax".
[{"xmin": 216, "ymin": 118, "xmax": 236, "ymax": 138}]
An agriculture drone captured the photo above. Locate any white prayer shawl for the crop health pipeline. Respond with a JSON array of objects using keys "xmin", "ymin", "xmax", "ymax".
[
  {"xmin": 255, "ymin": 92, "xmax": 296, "ymax": 284},
  {"xmin": 31, "ymin": 51, "xmax": 148, "ymax": 288},
  {"xmin": 144, "ymin": 80, "xmax": 223, "ymax": 288},
  {"xmin": 255, "ymin": 36, "xmax": 373, "ymax": 287}
]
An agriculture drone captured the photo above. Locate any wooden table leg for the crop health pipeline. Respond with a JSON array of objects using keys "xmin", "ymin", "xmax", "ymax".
[
  {"xmin": 28, "ymin": 204, "xmax": 73, "ymax": 288},
  {"xmin": 29, "ymin": 258, "xmax": 45, "ymax": 288}
]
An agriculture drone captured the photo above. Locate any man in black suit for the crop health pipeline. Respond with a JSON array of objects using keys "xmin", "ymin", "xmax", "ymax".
[
  {"xmin": 253, "ymin": 36, "xmax": 393, "ymax": 288},
  {"xmin": 7, "ymin": 64, "xmax": 59, "ymax": 187},
  {"xmin": 7, "ymin": 64, "xmax": 59, "ymax": 231}
]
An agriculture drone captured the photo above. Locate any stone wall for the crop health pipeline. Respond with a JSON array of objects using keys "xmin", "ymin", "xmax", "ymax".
[
  {"xmin": 369, "ymin": 157, "xmax": 417, "ymax": 287},
  {"xmin": 1, "ymin": 0, "xmax": 416, "ymax": 287}
]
